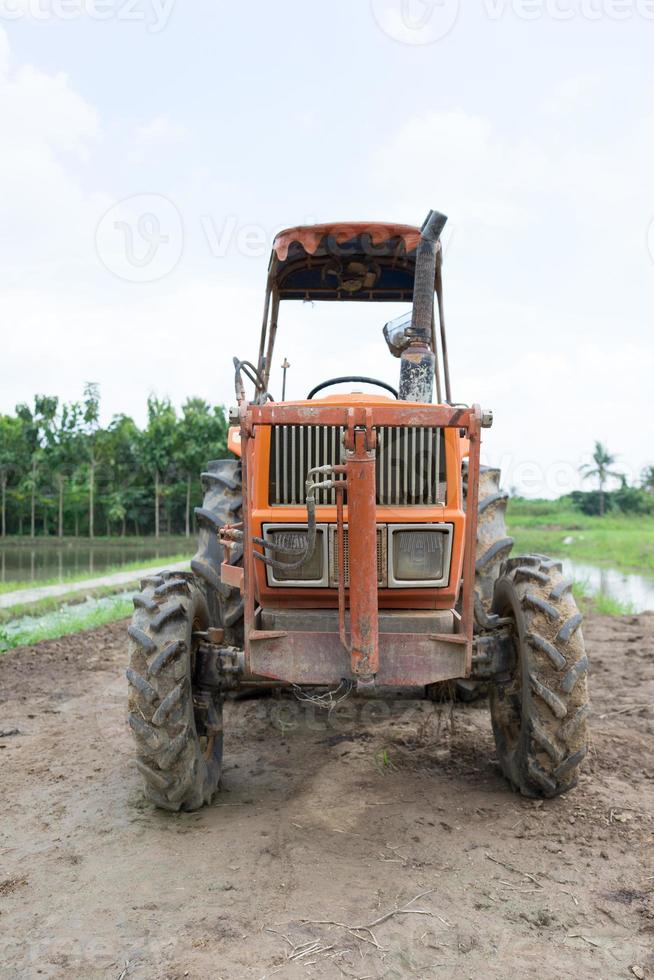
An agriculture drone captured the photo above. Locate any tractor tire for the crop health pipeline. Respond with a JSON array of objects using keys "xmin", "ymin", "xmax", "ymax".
[
  {"xmin": 127, "ymin": 570, "xmax": 222, "ymax": 811},
  {"xmin": 464, "ymin": 462, "xmax": 514, "ymax": 616},
  {"xmin": 191, "ymin": 459, "xmax": 244, "ymax": 647},
  {"xmin": 454, "ymin": 464, "xmax": 514, "ymax": 701},
  {"xmin": 489, "ymin": 554, "xmax": 590, "ymax": 798}
]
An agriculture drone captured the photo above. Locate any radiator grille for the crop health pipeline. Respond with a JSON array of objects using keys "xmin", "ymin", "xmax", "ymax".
[
  {"xmin": 269, "ymin": 425, "xmax": 446, "ymax": 506},
  {"xmin": 329, "ymin": 526, "xmax": 386, "ymax": 587}
]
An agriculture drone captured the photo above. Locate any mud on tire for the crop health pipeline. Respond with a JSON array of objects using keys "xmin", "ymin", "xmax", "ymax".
[
  {"xmin": 490, "ymin": 554, "xmax": 590, "ymax": 798},
  {"xmin": 464, "ymin": 463, "xmax": 514, "ymax": 615},
  {"xmin": 191, "ymin": 459, "xmax": 244, "ymax": 647},
  {"xmin": 455, "ymin": 464, "xmax": 514, "ymax": 701},
  {"xmin": 127, "ymin": 571, "xmax": 222, "ymax": 811}
]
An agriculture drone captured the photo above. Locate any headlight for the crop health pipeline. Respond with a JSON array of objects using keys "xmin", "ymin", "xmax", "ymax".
[
  {"xmin": 263, "ymin": 524, "xmax": 328, "ymax": 587},
  {"xmin": 388, "ymin": 524, "xmax": 453, "ymax": 588}
]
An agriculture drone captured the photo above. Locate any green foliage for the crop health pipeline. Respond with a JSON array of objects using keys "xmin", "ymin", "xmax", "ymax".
[
  {"xmin": 507, "ymin": 499, "xmax": 654, "ymax": 573},
  {"xmin": 0, "ymin": 387, "xmax": 229, "ymax": 538},
  {"xmin": 0, "ymin": 593, "xmax": 133, "ymax": 652}
]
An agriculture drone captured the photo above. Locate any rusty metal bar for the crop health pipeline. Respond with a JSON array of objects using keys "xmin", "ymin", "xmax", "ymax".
[
  {"xmin": 431, "ymin": 309, "xmax": 443, "ymax": 404},
  {"xmin": 346, "ymin": 428, "xmax": 378, "ymax": 681},
  {"xmin": 247, "ymin": 403, "xmax": 476, "ymax": 430},
  {"xmin": 460, "ymin": 411, "xmax": 481, "ymax": 671},
  {"xmin": 246, "ymin": 630, "xmax": 467, "ymax": 687},
  {"xmin": 256, "ymin": 273, "xmax": 273, "ymax": 381},
  {"xmin": 262, "ymin": 285, "xmax": 280, "ymax": 392},
  {"xmin": 336, "ymin": 481, "xmax": 347, "ymax": 652},
  {"xmin": 435, "ymin": 258, "xmax": 452, "ymax": 403},
  {"xmin": 240, "ymin": 421, "xmax": 256, "ymax": 677}
]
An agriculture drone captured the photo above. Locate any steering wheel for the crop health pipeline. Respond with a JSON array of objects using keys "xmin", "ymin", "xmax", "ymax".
[{"xmin": 307, "ymin": 376, "xmax": 399, "ymax": 400}]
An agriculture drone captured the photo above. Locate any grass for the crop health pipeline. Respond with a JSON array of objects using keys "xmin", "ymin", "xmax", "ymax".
[
  {"xmin": 571, "ymin": 579, "xmax": 636, "ymax": 617},
  {"xmin": 0, "ymin": 580, "xmax": 142, "ymax": 626},
  {"xmin": 0, "ymin": 553, "xmax": 190, "ymax": 595},
  {"xmin": 506, "ymin": 500, "xmax": 654, "ymax": 574},
  {"xmin": 0, "ymin": 593, "xmax": 133, "ymax": 652}
]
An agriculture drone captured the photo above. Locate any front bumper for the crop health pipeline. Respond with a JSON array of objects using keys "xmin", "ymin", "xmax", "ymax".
[{"xmin": 249, "ymin": 608, "xmax": 463, "ymax": 686}]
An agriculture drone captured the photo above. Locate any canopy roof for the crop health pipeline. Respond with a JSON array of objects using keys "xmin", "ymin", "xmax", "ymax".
[{"xmin": 269, "ymin": 222, "xmax": 440, "ymax": 302}]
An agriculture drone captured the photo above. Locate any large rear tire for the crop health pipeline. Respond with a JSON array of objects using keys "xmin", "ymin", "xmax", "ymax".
[
  {"xmin": 191, "ymin": 459, "xmax": 244, "ymax": 647},
  {"xmin": 127, "ymin": 571, "xmax": 222, "ymax": 811},
  {"xmin": 489, "ymin": 554, "xmax": 590, "ymax": 798},
  {"xmin": 470, "ymin": 465, "xmax": 514, "ymax": 615},
  {"xmin": 455, "ymin": 464, "xmax": 514, "ymax": 701}
]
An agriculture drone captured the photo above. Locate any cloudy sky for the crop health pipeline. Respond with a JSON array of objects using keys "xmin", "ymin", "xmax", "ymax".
[{"xmin": 1, "ymin": 0, "xmax": 653, "ymax": 496}]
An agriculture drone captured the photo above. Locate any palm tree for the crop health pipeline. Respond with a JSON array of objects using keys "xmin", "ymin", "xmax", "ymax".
[{"xmin": 579, "ymin": 441, "xmax": 622, "ymax": 516}]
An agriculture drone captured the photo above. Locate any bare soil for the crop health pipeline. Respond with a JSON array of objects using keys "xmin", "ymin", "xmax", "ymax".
[{"xmin": 0, "ymin": 614, "xmax": 652, "ymax": 980}]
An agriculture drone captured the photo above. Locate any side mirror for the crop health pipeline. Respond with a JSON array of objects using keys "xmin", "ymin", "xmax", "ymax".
[{"xmin": 382, "ymin": 311, "xmax": 412, "ymax": 358}]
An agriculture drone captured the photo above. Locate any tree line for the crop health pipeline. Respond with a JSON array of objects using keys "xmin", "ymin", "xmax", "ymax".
[
  {"xmin": 578, "ymin": 441, "xmax": 654, "ymax": 516},
  {"xmin": 0, "ymin": 385, "xmax": 228, "ymax": 539}
]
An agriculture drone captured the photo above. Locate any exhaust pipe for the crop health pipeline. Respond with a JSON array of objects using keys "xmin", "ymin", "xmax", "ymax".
[{"xmin": 398, "ymin": 209, "xmax": 448, "ymax": 403}]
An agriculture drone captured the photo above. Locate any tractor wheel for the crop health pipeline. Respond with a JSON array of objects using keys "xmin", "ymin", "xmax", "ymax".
[
  {"xmin": 191, "ymin": 458, "xmax": 244, "ymax": 647},
  {"xmin": 127, "ymin": 570, "xmax": 222, "ymax": 811},
  {"xmin": 454, "ymin": 464, "xmax": 514, "ymax": 701},
  {"xmin": 464, "ymin": 462, "xmax": 514, "ymax": 615},
  {"xmin": 489, "ymin": 554, "xmax": 590, "ymax": 798}
]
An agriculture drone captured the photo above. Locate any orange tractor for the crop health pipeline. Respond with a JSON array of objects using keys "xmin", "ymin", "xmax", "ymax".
[{"xmin": 127, "ymin": 211, "xmax": 589, "ymax": 811}]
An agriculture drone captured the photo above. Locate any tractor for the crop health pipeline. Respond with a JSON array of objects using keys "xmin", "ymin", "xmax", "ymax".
[{"xmin": 127, "ymin": 210, "xmax": 590, "ymax": 811}]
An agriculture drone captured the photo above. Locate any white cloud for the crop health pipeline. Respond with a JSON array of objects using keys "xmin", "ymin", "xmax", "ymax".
[
  {"xmin": 541, "ymin": 74, "xmax": 600, "ymax": 115},
  {"xmin": 0, "ymin": 27, "xmax": 105, "ymax": 283},
  {"xmin": 136, "ymin": 113, "xmax": 186, "ymax": 145}
]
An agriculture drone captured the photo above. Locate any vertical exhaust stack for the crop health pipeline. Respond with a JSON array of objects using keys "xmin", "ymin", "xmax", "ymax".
[{"xmin": 398, "ymin": 209, "xmax": 448, "ymax": 403}]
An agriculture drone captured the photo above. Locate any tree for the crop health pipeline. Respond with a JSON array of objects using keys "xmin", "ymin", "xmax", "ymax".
[
  {"xmin": 105, "ymin": 414, "xmax": 141, "ymax": 536},
  {"xmin": 50, "ymin": 401, "xmax": 82, "ymax": 538},
  {"xmin": 579, "ymin": 441, "xmax": 622, "ymax": 516},
  {"xmin": 0, "ymin": 415, "xmax": 25, "ymax": 537},
  {"xmin": 15, "ymin": 396, "xmax": 58, "ymax": 537},
  {"xmin": 81, "ymin": 383, "xmax": 101, "ymax": 539},
  {"xmin": 0, "ymin": 390, "xmax": 230, "ymax": 537},
  {"xmin": 641, "ymin": 465, "xmax": 654, "ymax": 494},
  {"xmin": 142, "ymin": 397, "xmax": 178, "ymax": 538},
  {"xmin": 176, "ymin": 398, "xmax": 229, "ymax": 536}
]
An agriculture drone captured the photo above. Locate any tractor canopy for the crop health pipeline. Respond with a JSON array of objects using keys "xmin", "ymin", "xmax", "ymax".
[{"xmin": 269, "ymin": 222, "xmax": 442, "ymax": 302}]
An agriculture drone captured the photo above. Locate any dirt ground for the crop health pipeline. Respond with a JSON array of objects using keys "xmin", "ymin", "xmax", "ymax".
[{"xmin": 0, "ymin": 614, "xmax": 652, "ymax": 980}]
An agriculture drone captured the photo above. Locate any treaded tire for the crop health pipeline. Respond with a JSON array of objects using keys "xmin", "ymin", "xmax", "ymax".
[
  {"xmin": 453, "ymin": 465, "xmax": 514, "ymax": 702},
  {"xmin": 191, "ymin": 459, "xmax": 244, "ymax": 647},
  {"xmin": 489, "ymin": 554, "xmax": 590, "ymax": 798},
  {"xmin": 463, "ymin": 462, "xmax": 514, "ymax": 616},
  {"xmin": 127, "ymin": 570, "xmax": 222, "ymax": 812}
]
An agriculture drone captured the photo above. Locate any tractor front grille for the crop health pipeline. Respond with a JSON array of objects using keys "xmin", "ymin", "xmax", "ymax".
[
  {"xmin": 269, "ymin": 425, "xmax": 446, "ymax": 506},
  {"xmin": 328, "ymin": 525, "xmax": 386, "ymax": 587}
]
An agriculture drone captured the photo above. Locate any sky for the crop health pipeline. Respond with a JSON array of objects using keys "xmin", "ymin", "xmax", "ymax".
[{"xmin": 1, "ymin": 0, "xmax": 653, "ymax": 497}]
